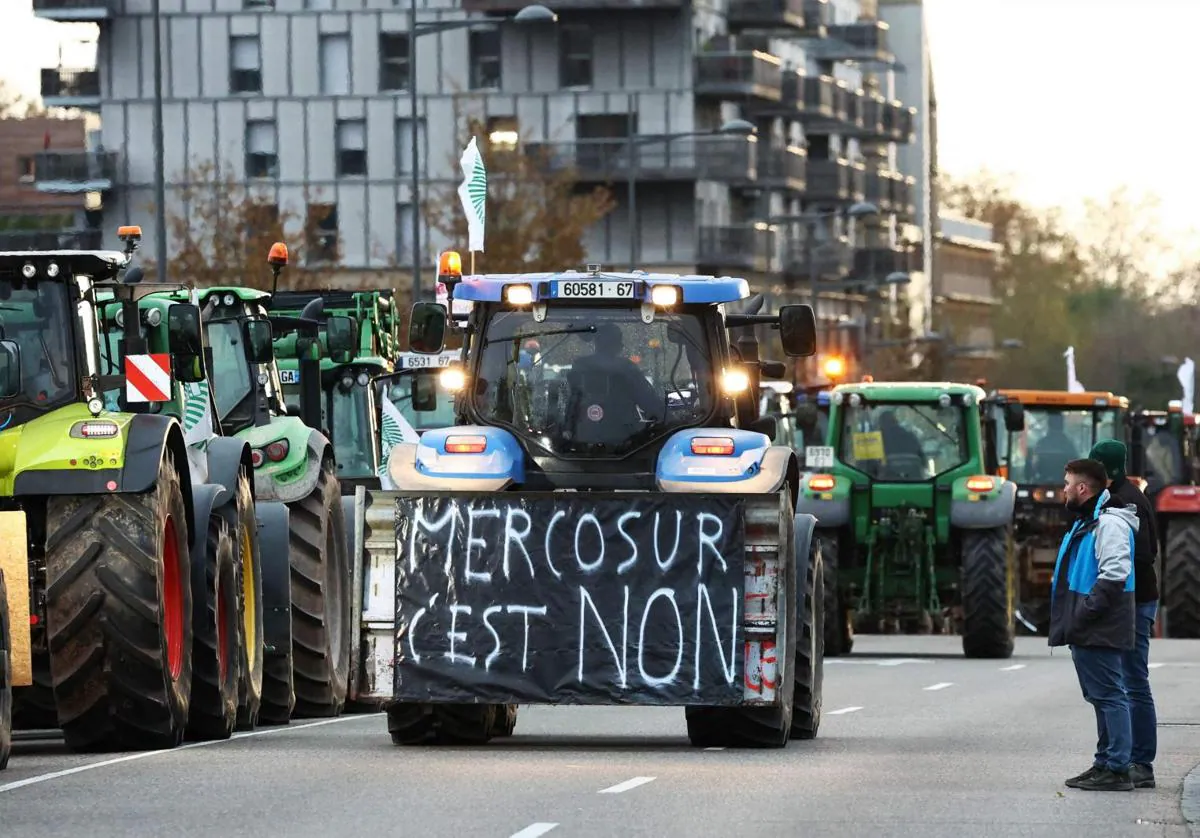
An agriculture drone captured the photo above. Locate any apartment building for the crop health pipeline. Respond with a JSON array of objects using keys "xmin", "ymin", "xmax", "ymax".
[
  {"xmin": 32, "ymin": 0, "xmax": 925, "ymax": 370},
  {"xmin": 931, "ymin": 212, "xmax": 1004, "ymax": 381}
]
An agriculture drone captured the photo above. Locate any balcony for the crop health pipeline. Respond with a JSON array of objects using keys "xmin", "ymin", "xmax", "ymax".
[
  {"xmin": 891, "ymin": 174, "xmax": 917, "ymax": 219},
  {"xmin": 864, "ymin": 169, "xmax": 895, "ymax": 214},
  {"xmin": 527, "ymin": 135, "xmax": 757, "ymax": 183},
  {"xmin": 806, "ymin": 158, "xmax": 864, "ymax": 204},
  {"xmin": 40, "ymin": 67, "xmax": 101, "ymax": 109},
  {"xmin": 32, "ymin": 0, "xmax": 112, "ymax": 21},
  {"xmin": 851, "ymin": 92, "xmax": 888, "ymax": 140},
  {"xmin": 812, "ymin": 20, "xmax": 894, "ymax": 64},
  {"xmin": 697, "ymin": 223, "xmax": 777, "ymax": 273},
  {"xmin": 757, "ymin": 145, "xmax": 807, "ymax": 192},
  {"xmin": 727, "ymin": 0, "xmax": 806, "ymax": 32},
  {"xmin": 695, "ymin": 51, "xmax": 784, "ymax": 102},
  {"xmin": 850, "ymin": 246, "xmax": 910, "ymax": 281},
  {"xmin": 0, "ymin": 229, "xmax": 103, "ymax": 251},
  {"xmin": 29, "ymin": 151, "xmax": 118, "ymax": 193},
  {"xmin": 884, "ymin": 101, "xmax": 917, "ymax": 144},
  {"xmin": 800, "ymin": 0, "xmax": 831, "ymax": 36},
  {"xmin": 782, "ymin": 237, "xmax": 853, "ymax": 281},
  {"xmin": 792, "ymin": 73, "xmax": 835, "ymax": 121},
  {"xmin": 801, "ymin": 78, "xmax": 863, "ymax": 134}
]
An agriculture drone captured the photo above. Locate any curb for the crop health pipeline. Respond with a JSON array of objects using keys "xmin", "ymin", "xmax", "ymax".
[{"xmin": 1184, "ymin": 759, "xmax": 1200, "ymax": 838}]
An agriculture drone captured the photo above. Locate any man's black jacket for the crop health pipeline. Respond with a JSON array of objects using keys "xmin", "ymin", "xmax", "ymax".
[{"xmin": 1109, "ymin": 476, "xmax": 1159, "ymax": 603}]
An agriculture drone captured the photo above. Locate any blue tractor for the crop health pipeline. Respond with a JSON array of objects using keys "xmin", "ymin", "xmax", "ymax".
[{"xmin": 370, "ymin": 255, "xmax": 822, "ymax": 748}]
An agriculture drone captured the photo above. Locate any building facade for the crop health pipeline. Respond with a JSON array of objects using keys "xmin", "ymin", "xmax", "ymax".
[
  {"xmin": 33, "ymin": 0, "xmax": 927, "ymax": 376},
  {"xmin": 931, "ymin": 212, "xmax": 1003, "ymax": 381}
]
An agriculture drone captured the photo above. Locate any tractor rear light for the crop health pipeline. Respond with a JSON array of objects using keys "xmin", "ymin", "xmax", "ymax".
[
  {"xmin": 446, "ymin": 435, "xmax": 487, "ymax": 454},
  {"xmin": 807, "ymin": 474, "xmax": 836, "ymax": 492},
  {"xmin": 966, "ymin": 475, "xmax": 995, "ymax": 493},
  {"xmin": 250, "ymin": 448, "xmax": 265, "ymax": 468},
  {"xmin": 265, "ymin": 439, "xmax": 289, "ymax": 462},
  {"xmin": 691, "ymin": 437, "xmax": 735, "ymax": 456},
  {"xmin": 70, "ymin": 420, "xmax": 119, "ymax": 439},
  {"xmin": 1170, "ymin": 486, "xmax": 1198, "ymax": 497}
]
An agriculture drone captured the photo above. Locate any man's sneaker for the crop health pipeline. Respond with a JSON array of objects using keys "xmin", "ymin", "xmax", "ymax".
[
  {"xmin": 1129, "ymin": 763, "xmax": 1156, "ymax": 789},
  {"xmin": 1074, "ymin": 768, "xmax": 1135, "ymax": 791},
  {"xmin": 1065, "ymin": 765, "xmax": 1102, "ymax": 788}
]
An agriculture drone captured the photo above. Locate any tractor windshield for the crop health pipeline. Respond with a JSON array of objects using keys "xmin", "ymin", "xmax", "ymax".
[
  {"xmin": 1001, "ymin": 407, "xmax": 1122, "ymax": 485},
  {"xmin": 473, "ymin": 306, "xmax": 715, "ymax": 457},
  {"xmin": 205, "ymin": 320, "xmax": 255, "ymax": 427},
  {"xmin": 838, "ymin": 401, "xmax": 969, "ymax": 481},
  {"xmin": 383, "ymin": 371, "xmax": 457, "ymax": 433},
  {"xmin": 329, "ymin": 381, "xmax": 374, "ymax": 478},
  {"xmin": 0, "ymin": 278, "xmax": 77, "ymax": 413}
]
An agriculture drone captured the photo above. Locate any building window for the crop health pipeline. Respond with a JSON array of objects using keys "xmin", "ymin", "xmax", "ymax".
[
  {"xmin": 379, "ymin": 33, "xmax": 410, "ymax": 92},
  {"xmin": 230, "ymin": 36, "xmax": 261, "ymax": 94},
  {"xmin": 395, "ymin": 203, "xmax": 415, "ymax": 264},
  {"xmin": 469, "ymin": 30, "xmax": 501, "ymax": 90},
  {"xmin": 243, "ymin": 0, "xmax": 273, "ymax": 8},
  {"xmin": 558, "ymin": 26, "xmax": 592, "ymax": 88},
  {"xmin": 245, "ymin": 203, "xmax": 280, "ymax": 241},
  {"xmin": 245, "ymin": 120, "xmax": 277, "ymax": 178},
  {"xmin": 319, "ymin": 34, "xmax": 351, "ymax": 95},
  {"xmin": 395, "ymin": 118, "xmax": 426, "ymax": 175},
  {"xmin": 336, "ymin": 120, "xmax": 367, "ymax": 177},
  {"xmin": 306, "ymin": 203, "xmax": 338, "ymax": 263}
]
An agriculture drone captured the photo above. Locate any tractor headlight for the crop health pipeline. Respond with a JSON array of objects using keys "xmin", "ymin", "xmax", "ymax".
[
  {"xmin": 22, "ymin": 263, "xmax": 36, "ymax": 279},
  {"xmin": 721, "ymin": 368, "xmax": 750, "ymax": 395},
  {"xmin": 356, "ymin": 371, "xmax": 369, "ymax": 387},
  {"xmin": 46, "ymin": 262, "xmax": 60, "ymax": 278},
  {"xmin": 142, "ymin": 308, "xmax": 162, "ymax": 327},
  {"xmin": 87, "ymin": 397, "xmax": 104, "ymax": 416},
  {"xmin": 223, "ymin": 293, "xmax": 235, "ymax": 306}
]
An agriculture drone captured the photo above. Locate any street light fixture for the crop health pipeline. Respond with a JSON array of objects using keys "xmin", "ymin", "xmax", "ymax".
[{"xmin": 406, "ymin": 3, "xmax": 558, "ymax": 303}]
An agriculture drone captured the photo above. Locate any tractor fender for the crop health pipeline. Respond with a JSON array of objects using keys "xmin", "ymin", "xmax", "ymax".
[
  {"xmin": 795, "ymin": 493, "xmax": 851, "ymax": 529},
  {"xmin": 387, "ymin": 426, "xmax": 524, "ymax": 492},
  {"xmin": 950, "ymin": 478, "xmax": 1017, "ymax": 529},
  {"xmin": 655, "ymin": 429, "xmax": 797, "ymax": 496},
  {"xmin": 792, "ymin": 510, "xmax": 818, "ymax": 604},
  {"xmin": 254, "ymin": 500, "xmax": 293, "ymax": 658},
  {"xmin": 205, "ymin": 436, "xmax": 254, "ymax": 509},
  {"xmin": 188, "ymin": 482, "xmax": 223, "ymax": 598},
  {"xmin": 253, "ymin": 427, "xmax": 331, "ymax": 505}
]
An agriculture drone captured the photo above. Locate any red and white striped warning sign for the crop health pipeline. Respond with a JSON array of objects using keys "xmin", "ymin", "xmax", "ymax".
[{"xmin": 124, "ymin": 353, "xmax": 172, "ymax": 403}]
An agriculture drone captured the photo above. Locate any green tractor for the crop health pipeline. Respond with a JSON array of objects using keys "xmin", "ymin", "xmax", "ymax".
[
  {"xmin": 137, "ymin": 246, "xmax": 356, "ymax": 722},
  {"xmin": 0, "ymin": 231, "xmax": 260, "ymax": 752},
  {"xmin": 798, "ymin": 381, "xmax": 1018, "ymax": 658}
]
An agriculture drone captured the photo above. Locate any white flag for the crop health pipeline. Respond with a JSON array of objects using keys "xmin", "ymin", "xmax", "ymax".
[
  {"xmin": 457, "ymin": 137, "xmax": 487, "ymax": 253},
  {"xmin": 1064, "ymin": 346, "xmax": 1085, "ymax": 393},
  {"xmin": 1178, "ymin": 357, "xmax": 1195, "ymax": 415}
]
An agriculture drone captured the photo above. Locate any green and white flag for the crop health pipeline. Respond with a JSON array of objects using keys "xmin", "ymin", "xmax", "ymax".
[
  {"xmin": 376, "ymin": 394, "xmax": 421, "ymax": 490},
  {"xmin": 457, "ymin": 136, "xmax": 486, "ymax": 253}
]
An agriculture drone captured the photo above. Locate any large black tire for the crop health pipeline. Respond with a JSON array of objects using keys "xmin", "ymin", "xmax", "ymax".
[
  {"xmin": 818, "ymin": 532, "xmax": 853, "ymax": 656},
  {"xmin": 286, "ymin": 462, "xmax": 351, "ymax": 718},
  {"xmin": 685, "ymin": 499, "xmax": 797, "ymax": 748},
  {"xmin": 791, "ymin": 534, "xmax": 824, "ymax": 740},
  {"xmin": 1, "ymin": 569, "xmax": 12, "ymax": 770},
  {"xmin": 490, "ymin": 704, "xmax": 518, "ymax": 737},
  {"xmin": 43, "ymin": 452, "xmax": 194, "ymax": 751},
  {"xmin": 10, "ymin": 655, "xmax": 56, "ymax": 730},
  {"xmin": 230, "ymin": 472, "xmax": 264, "ymax": 729},
  {"xmin": 185, "ymin": 515, "xmax": 241, "ymax": 741},
  {"xmin": 1163, "ymin": 517, "xmax": 1200, "ymax": 638},
  {"xmin": 960, "ymin": 526, "xmax": 1015, "ymax": 659},
  {"xmin": 255, "ymin": 502, "xmax": 294, "ymax": 727},
  {"xmin": 387, "ymin": 702, "xmax": 496, "ymax": 745}
]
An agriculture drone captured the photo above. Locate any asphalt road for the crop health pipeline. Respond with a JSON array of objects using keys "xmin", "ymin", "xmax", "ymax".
[{"xmin": 3, "ymin": 635, "xmax": 1199, "ymax": 838}]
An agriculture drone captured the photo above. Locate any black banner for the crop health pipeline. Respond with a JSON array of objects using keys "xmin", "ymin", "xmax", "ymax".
[{"xmin": 393, "ymin": 492, "xmax": 746, "ymax": 706}]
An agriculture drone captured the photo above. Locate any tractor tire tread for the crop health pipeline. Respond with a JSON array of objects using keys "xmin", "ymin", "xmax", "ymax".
[
  {"xmin": 1163, "ymin": 518, "xmax": 1200, "ymax": 638},
  {"xmin": 960, "ymin": 526, "xmax": 1015, "ymax": 659},
  {"xmin": 185, "ymin": 515, "xmax": 240, "ymax": 742}
]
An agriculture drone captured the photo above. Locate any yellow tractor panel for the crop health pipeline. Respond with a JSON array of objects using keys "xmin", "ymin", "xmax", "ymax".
[
  {"xmin": 0, "ymin": 509, "xmax": 31, "ymax": 688},
  {"xmin": 996, "ymin": 389, "xmax": 1129, "ymax": 409}
]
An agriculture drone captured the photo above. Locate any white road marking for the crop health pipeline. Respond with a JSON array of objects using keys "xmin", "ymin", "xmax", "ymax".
[
  {"xmin": 599, "ymin": 776, "xmax": 656, "ymax": 794},
  {"xmin": 826, "ymin": 658, "xmax": 925, "ymax": 667},
  {"xmin": 923, "ymin": 682, "xmax": 954, "ymax": 691},
  {"xmin": 0, "ymin": 714, "xmax": 372, "ymax": 794},
  {"xmin": 1148, "ymin": 663, "xmax": 1165, "ymax": 669},
  {"xmin": 510, "ymin": 824, "xmax": 559, "ymax": 838},
  {"xmin": 704, "ymin": 747, "xmax": 725, "ymax": 751},
  {"xmin": 827, "ymin": 706, "xmax": 863, "ymax": 715},
  {"xmin": 1000, "ymin": 664, "xmax": 1026, "ymax": 671}
]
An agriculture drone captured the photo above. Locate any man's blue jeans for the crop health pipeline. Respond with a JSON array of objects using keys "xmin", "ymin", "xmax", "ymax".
[
  {"xmin": 1071, "ymin": 645, "xmax": 1132, "ymax": 773},
  {"xmin": 1122, "ymin": 601, "xmax": 1158, "ymax": 766}
]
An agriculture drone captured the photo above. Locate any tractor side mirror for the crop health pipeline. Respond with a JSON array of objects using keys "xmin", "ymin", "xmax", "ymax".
[
  {"xmin": 759, "ymin": 359, "xmax": 787, "ymax": 379},
  {"xmin": 412, "ymin": 373, "xmax": 438, "ymax": 412},
  {"xmin": 778, "ymin": 304, "xmax": 817, "ymax": 357},
  {"xmin": 1003, "ymin": 401, "xmax": 1025, "ymax": 432},
  {"xmin": 326, "ymin": 315, "xmax": 356, "ymax": 364},
  {"xmin": 244, "ymin": 319, "xmax": 275, "ymax": 364},
  {"xmin": 747, "ymin": 414, "xmax": 778, "ymax": 440},
  {"xmin": 408, "ymin": 302, "xmax": 448, "ymax": 355},
  {"xmin": 167, "ymin": 304, "xmax": 206, "ymax": 382},
  {"xmin": 0, "ymin": 339, "xmax": 21, "ymax": 398}
]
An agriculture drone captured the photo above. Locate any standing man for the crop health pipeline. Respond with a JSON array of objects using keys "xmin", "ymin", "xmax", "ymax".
[
  {"xmin": 1089, "ymin": 439, "xmax": 1159, "ymax": 788},
  {"xmin": 1051, "ymin": 458, "xmax": 1139, "ymax": 792}
]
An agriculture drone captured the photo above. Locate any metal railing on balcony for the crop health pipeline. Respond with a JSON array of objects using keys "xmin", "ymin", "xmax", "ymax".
[
  {"xmin": 727, "ymin": 0, "xmax": 806, "ymax": 31},
  {"xmin": 695, "ymin": 51, "xmax": 784, "ymax": 102},
  {"xmin": 864, "ymin": 169, "xmax": 892, "ymax": 213},
  {"xmin": 816, "ymin": 20, "xmax": 894, "ymax": 63},
  {"xmin": 796, "ymin": 74, "xmax": 835, "ymax": 120},
  {"xmin": 757, "ymin": 145, "xmax": 807, "ymax": 192},
  {"xmin": 32, "ymin": 0, "xmax": 112, "ymax": 17},
  {"xmin": 697, "ymin": 223, "xmax": 777, "ymax": 273},
  {"xmin": 891, "ymin": 174, "xmax": 917, "ymax": 218},
  {"xmin": 800, "ymin": 0, "xmax": 830, "ymax": 35},
  {"xmin": 30, "ymin": 151, "xmax": 119, "ymax": 189},
  {"xmin": 0, "ymin": 229, "xmax": 103, "ymax": 251},
  {"xmin": 40, "ymin": 67, "xmax": 100, "ymax": 101},
  {"xmin": 883, "ymin": 101, "xmax": 917, "ymax": 143},
  {"xmin": 856, "ymin": 93, "xmax": 887, "ymax": 138},
  {"xmin": 782, "ymin": 236, "xmax": 853, "ymax": 280},
  {"xmin": 851, "ymin": 246, "xmax": 910, "ymax": 280},
  {"xmin": 806, "ymin": 158, "xmax": 853, "ymax": 202},
  {"xmin": 527, "ymin": 135, "xmax": 757, "ymax": 183}
]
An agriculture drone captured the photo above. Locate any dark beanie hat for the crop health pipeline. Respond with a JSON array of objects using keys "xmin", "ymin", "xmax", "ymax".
[{"xmin": 1089, "ymin": 439, "xmax": 1127, "ymax": 481}]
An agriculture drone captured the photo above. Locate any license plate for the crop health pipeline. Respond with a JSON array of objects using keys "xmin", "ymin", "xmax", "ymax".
[
  {"xmin": 805, "ymin": 446, "xmax": 835, "ymax": 469},
  {"xmin": 553, "ymin": 280, "xmax": 635, "ymax": 299},
  {"xmin": 279, "ymin": 369, "xmax": 299, "ymax": 384}
]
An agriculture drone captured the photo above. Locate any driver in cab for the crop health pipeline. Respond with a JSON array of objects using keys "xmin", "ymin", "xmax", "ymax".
[{"xmin": 567, "ymin": 323, "xmax": 664, "ymax": 444}]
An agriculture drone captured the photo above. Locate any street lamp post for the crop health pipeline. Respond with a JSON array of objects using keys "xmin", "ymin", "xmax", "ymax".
[
  {"xmin": 152, "ymin": 0, "xmax": 167, "ymax": 277},
  {"xmin": 624, "ymin": 118, "xmax": 757, "ymax": 269},
  {"xmin": 406, "ymin": 3, "xmax": 557, "ymax": 304}
]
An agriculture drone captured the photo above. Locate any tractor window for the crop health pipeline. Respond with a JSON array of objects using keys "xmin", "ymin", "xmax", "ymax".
[
  {"xmin": 384, "ymin": 372, "xmax": 457, "ymax": 432},
  {"xmin": 329, "ymin": 382, "xmax": 374, "ymax": 478},
  {"xmin": 474, "ymin": 307, "xmax": 715, "ymax": 457},
  {"xmin": 839, "ymin": 402, "xmax": 968, "ymax": 481},
  {"xmin": 0, "ymin": 279, "xmax": 77, "ymax": 411},
  {"xmin": 1004, "ymin": 408, "xmax": 1100, "ymax": 485},
  {"xmin": 205, "ymin": 320, "xmax": 253, "ymax": 422}
]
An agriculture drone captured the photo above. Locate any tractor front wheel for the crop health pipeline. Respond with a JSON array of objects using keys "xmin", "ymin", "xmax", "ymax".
[
  {"xmin": 185, "ymin": 515, "xmax": 241, "ymax": 741},
  {"xmin": 818, "ymin": 531, "xmax": 853, "ymax": 656},
  {"xmin": 790, "ymin": 534, "xmax": 824, "ymax": 740},
  {"xmin": 387, "ymin": 702, "xmax": 497, "ymax": 745},
  {"xmin": 1163, "ymin": 517, "xmax": 1200, "ymax": 638},
  {"xmin": 959, "ymin": 526, "xmax": 1015, "ymax": 659}
]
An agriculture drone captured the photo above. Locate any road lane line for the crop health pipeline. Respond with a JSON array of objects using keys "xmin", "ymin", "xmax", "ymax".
[
  {"xmin": 0, "ymin": 714, "xmax": 374, "ymax": 794},
  {"xmin": 827, "ymin": 706, "xmax": 863, "ymax": 715},
  {"xmin": 1000, "ymin": 664, "xmax": 1026, "ymax": 671},
  {"xmin": 1149, "ymin": 663, "xmax": 1165, "ymax": 669},
  {"xmin": 510, "ymin": 824, "xmax": 558, "ymax": 838},
  {"xmin": 704, "ymin": 747, "xmax": 725, "ymax": 751},
  {"xmin": 599, "ymin": 776, "xmax": 656, "ymax": 794},
  {"xmin": 923, "ymin": 682, "xmax": 954, "ymax": 691}
]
